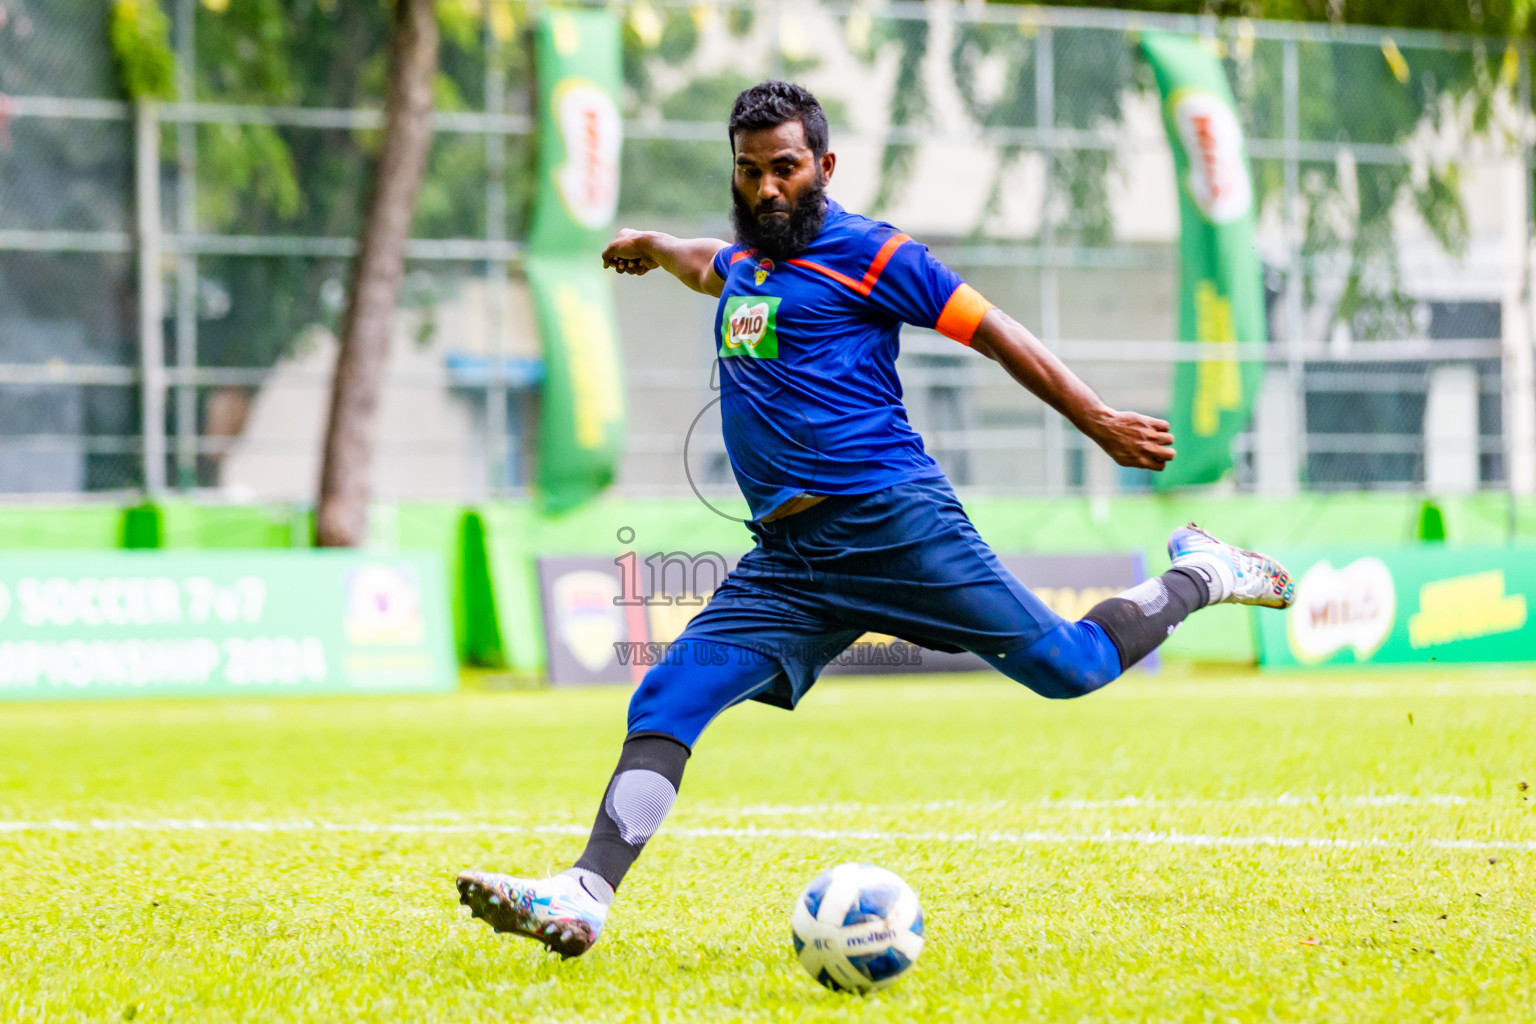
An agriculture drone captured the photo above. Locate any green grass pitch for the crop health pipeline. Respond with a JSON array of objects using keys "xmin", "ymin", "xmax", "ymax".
[{"xmin": 2, "ymin": 669, "xmax": 1534, "ymax": 1022}]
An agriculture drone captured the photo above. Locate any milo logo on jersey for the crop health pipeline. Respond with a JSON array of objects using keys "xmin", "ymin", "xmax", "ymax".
[{"xmin": 719, "ymin": 295, "xmax": 781, "ymax": 359}]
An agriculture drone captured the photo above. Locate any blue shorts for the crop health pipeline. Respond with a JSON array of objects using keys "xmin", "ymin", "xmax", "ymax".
[{"xmin": 668, "ymin": 475, "xmax": 1094, "ymax": 710}]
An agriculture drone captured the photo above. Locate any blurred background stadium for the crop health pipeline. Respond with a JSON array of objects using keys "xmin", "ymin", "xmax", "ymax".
[
  {"xmin": 5, "ymin": 1, "xmax": 1531, "ymax": 499},
  {"xmin": 0, "ymin": 0, "xmax": 1531, "ymax": 676}
]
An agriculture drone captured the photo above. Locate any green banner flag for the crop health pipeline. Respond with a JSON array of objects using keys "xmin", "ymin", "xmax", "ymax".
[
  {"xmin": 527, "ymin": 9, "xmax": 626, "ymax": 513},
  {"xmin": 1141, "ymin": 32, "xmax": 1266, "ymax": 488}
]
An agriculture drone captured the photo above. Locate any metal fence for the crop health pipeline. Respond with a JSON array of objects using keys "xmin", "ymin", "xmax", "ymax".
[{"xmin": 0, "ymin": 0, "xmax": 1531, "ymax": 507}]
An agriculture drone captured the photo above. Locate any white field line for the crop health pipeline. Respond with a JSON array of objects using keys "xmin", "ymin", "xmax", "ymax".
[
  {"xmin": 809, "ymin": 677, "xmax": 1536, "ymax": 703},
  {"xmin": 378, "ymin": 794, "xmax": 1484, "ymax": 824},
  {"xmin": 717, "ymin": 794, "xmax": 1481, "ymax": 816},
  {"xmin": 1, "ymin": 817, "xmax": 1532, "ymax": 853}
]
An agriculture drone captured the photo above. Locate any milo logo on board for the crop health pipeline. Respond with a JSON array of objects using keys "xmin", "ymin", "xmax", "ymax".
[{"xmin": 719, "ymin": 295, "xmax": 780, "ymax": 358}]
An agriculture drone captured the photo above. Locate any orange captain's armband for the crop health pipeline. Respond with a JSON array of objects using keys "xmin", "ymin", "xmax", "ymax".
[{"xmin": 935, "ymin": 283, "xmax": 994, "ymax": 345}]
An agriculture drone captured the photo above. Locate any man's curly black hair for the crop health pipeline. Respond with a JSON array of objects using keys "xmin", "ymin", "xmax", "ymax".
[{"xmin": 727, "ymin": 80, "xmax": 828, "ymax": 156}]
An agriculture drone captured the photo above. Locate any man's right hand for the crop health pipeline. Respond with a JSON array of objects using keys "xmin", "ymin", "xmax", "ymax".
[
  {"xmin": 602, "ymin": 229, "xmax": 660, "ymax": 276},
  {"xmin": 601, "ymin": 229, "xmax": 729, "ymax": 296}
]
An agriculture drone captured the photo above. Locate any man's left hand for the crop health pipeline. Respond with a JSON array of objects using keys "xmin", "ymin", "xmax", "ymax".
[{"xmin": 1085, "ymin": 409, "xmax": 1176, "ymax": 471}]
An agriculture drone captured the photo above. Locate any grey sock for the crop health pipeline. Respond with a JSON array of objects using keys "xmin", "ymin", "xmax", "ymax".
[
  {"xmin": 562, "ymin": 866, "xmax": 615, "ymax": 907},
  {"xmin": 1083, "ymin": 568, "xmax": 1208, "ymax": 670},
  {"xmin": 573, "ymin": 733, "xmax": 691, "ymax": 892}
]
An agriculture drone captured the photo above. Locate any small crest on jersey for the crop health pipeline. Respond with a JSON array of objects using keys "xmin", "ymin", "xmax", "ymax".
[{"xmin": 754, "ymin": 258, "xmax": 774, "ymax": 286}]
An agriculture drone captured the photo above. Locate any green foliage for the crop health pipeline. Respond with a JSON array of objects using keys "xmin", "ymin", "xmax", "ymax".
[
  {"xmin": 618, "ymin": 71, "xmax": 852, "ymax": 220},
  {"xmin": 1249, "ymin": 38, "xmax": 1499, "ymax": 337},
  {"xmin": 121, "ymin": 1, "xmax": 496, "ymax": 383},
  {"xmin": 194, "ymin": 0, "xmax": 296, "ymax": 103},
  {"xmin": 657, "ymin": 9, "xmax": 701, "ymax": 66},
  {"xmin": 108, "ymin": 0, "xmax": 688, "ymax": 387},
  {"xmin": 616, "ymin": 7, "xmax": 855, "ymax": 219},
  {"xmin": 871, "ymin": 1, "xmax": 1521, "ymax": 336},
  {"xmin": 109, "ymin": 0, "xmax": 176, "ymax": 100},
  {"xmin": 434, "ymin": 0, "xmax": 485, "ymax": 53},
  {"xmin": 868, "ymin": 16, "xmax": 930, "ymax": 216},
  {"xmin": 992, "ymin": 0, "xmax": 1535, "ymax": 35},
  {"xmin": 621, "ymin": 71, "xmax": 753, "ymax": 217},
  {"xmin": 108, "ymin": 0, "xmax": 1527, "ymax": 380},
  {"xmin": 198, "ymin": 122, "xmax": 303, "ymax": 227},
  {"xmin": 727, "ymin": 7, "xmax": 756, "ymax": 37},
  {"xmin": 946, "ymin": 19, "xmax": 1033, "ymax": 231},
  {"xmin": 872, "ymin": 13, "xmax": 1130, "ymax": 244}
]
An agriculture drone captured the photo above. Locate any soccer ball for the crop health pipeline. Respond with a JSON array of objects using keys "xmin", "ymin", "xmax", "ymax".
[{"xmin": 789, "ymin": 863, "xmax": 925, "ymax": 993}]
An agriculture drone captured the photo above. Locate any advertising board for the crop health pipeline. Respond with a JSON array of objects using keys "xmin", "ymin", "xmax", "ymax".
[
  {"xmin": 0, "ymin": 552, "xmax": 457, "ymax": 701},
  {"xmin": 1255, "ymin": 548, "xmax": 1534, "ymax": 668},
  {"xmin": 537, "ymin": 553, "xmax": 1149, "ymax": 686}
]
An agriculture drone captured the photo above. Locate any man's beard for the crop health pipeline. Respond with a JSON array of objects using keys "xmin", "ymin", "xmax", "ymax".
[{"xmin": 731, "ymin": 176, "xmax": 827, "ymax": 262}]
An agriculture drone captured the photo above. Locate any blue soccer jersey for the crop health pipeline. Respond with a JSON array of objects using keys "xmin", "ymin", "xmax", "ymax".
[{"xmin": 709, "ymin": 199, "xmax": 994, "ymax": 521}]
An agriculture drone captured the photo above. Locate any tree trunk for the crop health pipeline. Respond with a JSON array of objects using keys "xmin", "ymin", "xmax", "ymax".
[{"xmin": 314, "ymin": 0, "xmax": 437, "ymax": 547}]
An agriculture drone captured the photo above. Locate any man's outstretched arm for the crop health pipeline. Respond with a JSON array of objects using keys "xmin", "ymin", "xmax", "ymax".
[
  {"xmin": 969, "ymin": 306, "xmax": 1176, "ymax": 472},
  {"xmin": 601, "ymin": 229, "xmax": 730, "ymax": 297}
]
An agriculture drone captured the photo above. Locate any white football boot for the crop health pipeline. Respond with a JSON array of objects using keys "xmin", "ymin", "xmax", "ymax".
[
  {"xmin": 455, "ymin": 870, "xmax": 608, "ymax": 958},
  {"xmin": 1167, "ymin": 523, "xmax": 1295, "ymax": 609}
]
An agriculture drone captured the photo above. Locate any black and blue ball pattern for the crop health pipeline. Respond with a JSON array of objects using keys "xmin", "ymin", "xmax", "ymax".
[{"xmin": 789, "ymin": 863, "xmax": 925, "ymax": 993}]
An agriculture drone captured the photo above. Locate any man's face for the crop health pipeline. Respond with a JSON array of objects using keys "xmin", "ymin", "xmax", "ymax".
[{"xmin": 730, "ymin": 120, "xmax": 837, "ymax": 260}]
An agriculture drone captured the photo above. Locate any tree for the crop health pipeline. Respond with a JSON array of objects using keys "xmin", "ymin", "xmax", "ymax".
[
  {"xmin": 106, "ymin": 0, "xmax": 501, "ymax": 488},
  {"xmin": 314, "ymin": 0, "xmax": 439, "ymax": 547}
]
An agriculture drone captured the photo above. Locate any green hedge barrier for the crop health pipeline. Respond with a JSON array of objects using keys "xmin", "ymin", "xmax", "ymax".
[
  {"xmin": 121, "ymin": 502, "xmax": 163, "ymax": 549},
  {"xmin": 457, "ymin": 510, "xmax": 506, "ymax": 667}
]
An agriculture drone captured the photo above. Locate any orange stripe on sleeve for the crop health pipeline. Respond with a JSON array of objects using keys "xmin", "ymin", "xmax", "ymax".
[
  {"xmin": 786, "ymin": 257, "xmax": 867, "ymax": 293},
  {"xmin": 788, "ymin": 232, "xmax": 913, "ymax": 298},
  {"xmin": 859, "ymin": 232, "xmax": 910, "ymax": 292},
  {"xmin": 935, "ymin": 283, "xmax": 994, "ymax": 345}
]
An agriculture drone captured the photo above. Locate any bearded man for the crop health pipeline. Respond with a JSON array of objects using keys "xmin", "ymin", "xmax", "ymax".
[{"xmin": 455, "ymin": 80, "xmax": 1294, "ymax": 958}]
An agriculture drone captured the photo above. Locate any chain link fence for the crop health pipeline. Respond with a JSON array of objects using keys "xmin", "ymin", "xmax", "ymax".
[{"xmin": 0, "ymin": 0, "xmax": 1530, "ymax": 506}]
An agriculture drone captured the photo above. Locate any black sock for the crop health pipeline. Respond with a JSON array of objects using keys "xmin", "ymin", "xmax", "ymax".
[
  {"xmin": 572, "ymin": 732, "xmax": 690, "ymax": 892},
  {"xmin": 1082, "ymin": 567, "xmax": 1209, "ymax": 671}
]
